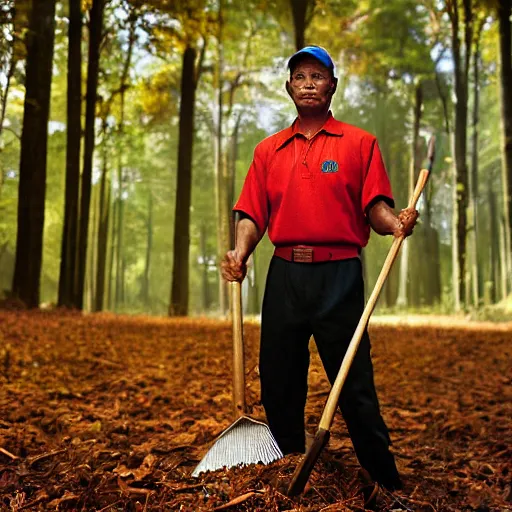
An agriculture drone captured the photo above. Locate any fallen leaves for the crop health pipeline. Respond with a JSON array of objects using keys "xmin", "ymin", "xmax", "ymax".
[{"xmin": 0, "ymin": 310, "xmax": 510, "ymax": 511}]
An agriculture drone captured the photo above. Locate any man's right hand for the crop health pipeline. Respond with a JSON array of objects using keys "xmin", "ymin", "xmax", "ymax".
[{"xmin": 221, "ymin": 249, "xmax": 247, "ymax": 282}]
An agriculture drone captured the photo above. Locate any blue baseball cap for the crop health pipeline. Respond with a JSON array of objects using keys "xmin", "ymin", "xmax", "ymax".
[{"xmin": 288, "ymin": 45, "xmax": 335, "ymax": 75}]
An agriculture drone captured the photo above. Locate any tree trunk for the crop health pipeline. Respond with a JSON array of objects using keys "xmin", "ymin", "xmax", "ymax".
[
  {"xmin": 468, "ymin": 30, "xmax": 482, "ymax": 307},
  {"xmin": 113, "ymin": 9, "xmax": 136, "ymax": 310},
  {"xmin": 107, "ymin": 195, "xmax": 117, "ymax": 310},
  {"xmin": 397, "ymin": 83, "xmax": 422, "ymax": 308},
  {"xmin": 498, "ymin": 0, "xmax": 512, "ymax": 293},
  {"xmin": 289, "ymin": 0, "xmax": 313, "ymax": 50},
  {"xmin": 488, "ymin": 181, "xmax": 499, "ymax": 303},
  {"xmin": 11, "ymin": 0, "xmax": 56, "ymax": 308},
  {"xmin": 200, "ymin": 223, "xmax": 210, "ymax": 312},
  {"xmin": 58, "ymin": 0, "xmax": 82, "ymax": 308},
  {"xmin": 169, "ymin": 45, "xmax": 198, "ymax": 316},
  {"xmin": 141, "ymin": 190, "xmax": 153, "ymax": 307},
  {"xmin": 94, "ymin": 122, "xmax": 110, "ymax": 312},
  {"xmin": 499, "ymin": 217, "xmax": 508, "ymax": 301},
  {"xmin": 75, "ymin": 0, "xmax": 104, "ymax": 309},
  {"xmin": 449, "ymin": 0, "xmax": 472, "ymax": 308},
  {"xmin": 0, "ymin": 4, "xmax": 16, "ymax": 141},
  {"xmin": 228, "ymin": 114, "xmax": 241, "ymax": 249},
  {"xmin": 213, "ymin": 6, "xmax": 229, "ymax": 316},
  {"xmin": 115, "ymin": 155, "xmax": 124, "ymax": 310},
  {"xmin": 87, "ymin": 184, "xmax": 99, "ymax": 311}
]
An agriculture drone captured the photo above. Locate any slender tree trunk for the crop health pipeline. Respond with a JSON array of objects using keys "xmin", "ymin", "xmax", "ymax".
[
  {"xmin": 121, "ymin": 256, "xmax": 126, "ymax": 305},
  {"xmin": 12, "ymin": 0, "xmax": 56, "ymax": 308},
  {"xmin": 0, "ymin": 4, "xmax": 16, "ymax": 141},
  {"xmin": 107, "ymin": 195, "xmax": 117, "ymax": 310},
  {"xmin": 469, "ymin": 32, "xmax": 481, "ymax": 307},
  {"xmin": 499, "ymin": 218, "xmax": 508, "ymax": 300},
  {"xmin": 75, "ymin": 0, "xmax": 104, "ymax": 309},
  {"xmin": 169, "ymin": 45, "xmax": 198, "ymax": 316},
  {"xmin": 214, "ymin": 4, "xmax": 229, "ymax": 316},
  {"xmin": 94, "ymin": 122, "xmax": 110, "ymax": 312},
  {"xmin": 488, "ymin": 181, "xmax": 498, "ymax": 303},
  {"xmin": 449, "ymin": 0, "xmax": 472, "ymax": 309},
  {"xmin": 289, "ymin": 0, "xmax": 313, "ymax": 50},
  {"xmin": 228, "ymin": 114, "xmax": 241, "ymax": 249},
  {"xmin": 200, "ymin": 223, "xmax": 210, "ymax": 312},
  {"xmin": 113, "ymin": 10, "xmax": 136, "ymax": 310},
  {"xmin": 498, "ymin": 0, "xmax": 512, "ymax": 293},
  {"xmin": 87, "ymin": 184, "xmax": 99, "ymax": 311},
  {"xmin": 141, "ymin": 190, "xmax": 153, "ymax": 307},
  {"xmin": 115, "ymin": 154, "xmax": 124, "ymax": 309},
  {"xmin": 397, "ymin": 83, "xmax": 422, "ymax": 308},
  {"xmin": 58, "ymin": 0, "xmax": 82, "ymax": 308}
]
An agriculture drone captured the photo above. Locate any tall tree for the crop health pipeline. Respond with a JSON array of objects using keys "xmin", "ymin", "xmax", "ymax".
[
  {"xmin": 288, "ymin": 0, "xmax": 315, "ymax": 50},
  {"xmin": 11, "ymin": 0, "xmax": 56, "ymax": 307},
  {"xmin": 447, "ymin": 0, "xmax": 473, "ymax": 309},
  {"xmin": 169, "ymin": 44, "xmax": 201, "ymax": 316},
  {"xmin": 468, "ymin": 18, "xmax": 485, "ymax": 307},
  {"xmin": 397, "ymin": 82, "xmax": 423, "ymax": 308},
  {"xmin": 58, "ymin": 0, "xmax": 82, "ymax": 308},
  {"xmin": 94, "ymin": 117, "xmax": 111, "ymax": 312},
  {"xmin": 114, "ymin": 6, "xmax": 137, "ymax": 310},
  {"xmin": 75, "ymin": 0, "xmax": 104, "ymax": 309},
  {"xmin": 214, "ymin": 5, "xmax": 228, "ymax": 315},
  {"xmin": 497, "ymin": 0, "xmax": 512, "ymax": 292}
]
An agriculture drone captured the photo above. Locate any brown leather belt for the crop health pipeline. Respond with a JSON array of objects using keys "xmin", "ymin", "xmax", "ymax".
[{"xmin": 273, "ymin": 244, "xmax": 360, "ymax": 263}]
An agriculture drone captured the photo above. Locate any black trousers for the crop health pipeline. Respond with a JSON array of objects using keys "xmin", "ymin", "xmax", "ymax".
[{"xmin": 259, "ymin": 256, "xmax": 402, "ymax": 490}]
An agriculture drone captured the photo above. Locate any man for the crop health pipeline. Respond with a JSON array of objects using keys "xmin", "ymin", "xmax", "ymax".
[{"xmin": 221, "ymin": 46, "xmax": 418, "ymax": 494}]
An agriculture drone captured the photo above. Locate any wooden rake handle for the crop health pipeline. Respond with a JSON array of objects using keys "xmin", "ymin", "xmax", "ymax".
[{"xmin": 231, "ymin": 278, "xmax": 246, "ymax": 419}]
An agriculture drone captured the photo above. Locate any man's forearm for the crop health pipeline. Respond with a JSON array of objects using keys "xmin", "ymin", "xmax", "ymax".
[
  {"xmin": 368, "ymin": 200, "xmax": 400, "ymax": 236},
  {"xmin": 235, "ymin": 216, "xmax": 262, "ymax": 261}
]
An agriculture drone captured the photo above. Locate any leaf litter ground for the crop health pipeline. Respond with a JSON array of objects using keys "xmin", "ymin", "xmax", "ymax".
[{"xmin": 0, "ymin": 311, "xmax": 510, "ymax": 511}]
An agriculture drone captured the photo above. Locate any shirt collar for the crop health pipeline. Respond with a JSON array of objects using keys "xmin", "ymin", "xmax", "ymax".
[{"xmin": 275, "ymin": 111, "xmax": 344, "ymax": 150}]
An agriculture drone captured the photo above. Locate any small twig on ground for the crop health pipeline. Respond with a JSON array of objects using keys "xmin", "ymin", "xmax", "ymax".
[
  {"xmin": 213, "ymin": 489, "xmax": 266, "ymax": 510},
  {"xmin": 159, "ymin": 482, "xmax": 205, "ymax": 492},
  {"xmin": 96, "ymin": 500, "xmax": 123, "ymax": 512},
  {"xmin": 0, "ymin": 446, "xmax": 18, "ymax": 460},
  {"xmin": 29, "ymin": 449, "xmax": 66, "ymax": 467}
]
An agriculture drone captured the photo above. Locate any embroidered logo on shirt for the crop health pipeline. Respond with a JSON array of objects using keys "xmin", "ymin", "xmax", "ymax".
[{"xmin": 321, "ymin": 160, "xmax": 338, "ymax": 173}]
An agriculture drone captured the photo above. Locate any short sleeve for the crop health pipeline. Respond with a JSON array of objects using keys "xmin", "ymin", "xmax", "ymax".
[
  {"xmin": 233, "ymin": 144, "xmax": 269, "ymax": 235},
  {"xmin": 361, "ymin": 138, "xmax": 395, "ymax": 214}
]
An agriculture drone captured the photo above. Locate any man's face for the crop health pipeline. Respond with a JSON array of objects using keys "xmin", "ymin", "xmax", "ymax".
[{"xmin": 287, "ymin": 57, "xmax": 336, "ymax": 113}]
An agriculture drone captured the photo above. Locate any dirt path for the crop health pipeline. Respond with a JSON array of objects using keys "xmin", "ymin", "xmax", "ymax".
[{"xmin": 0, "ymin": 310, "xmax": 510, "ymax": 511}]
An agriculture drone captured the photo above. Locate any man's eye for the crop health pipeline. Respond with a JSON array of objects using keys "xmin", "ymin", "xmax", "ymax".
[{"xmin": 294, "ymin": 74, "xmax": 304, "ymax": 80}]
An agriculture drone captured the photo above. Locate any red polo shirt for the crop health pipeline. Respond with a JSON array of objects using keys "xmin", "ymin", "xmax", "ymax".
[{"xmin": 234, "ymin": 113, "xmax": 394, "ymax": 254}]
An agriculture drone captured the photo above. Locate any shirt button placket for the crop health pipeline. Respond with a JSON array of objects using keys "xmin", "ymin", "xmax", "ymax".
[{"xmin": 301, "ymin": 139, "xmax": 313, "ymax": 179}]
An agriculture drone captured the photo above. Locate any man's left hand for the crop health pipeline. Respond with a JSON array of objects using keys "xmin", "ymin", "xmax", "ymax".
[{"xmin": 394, "ymin": 207, "xmax": 419, "ymax": 238}]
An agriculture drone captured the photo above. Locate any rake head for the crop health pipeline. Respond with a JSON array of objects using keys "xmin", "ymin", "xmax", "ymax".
[{"xmin": 192, "ymin": 416, "xmax": 283, "ymax": 477}]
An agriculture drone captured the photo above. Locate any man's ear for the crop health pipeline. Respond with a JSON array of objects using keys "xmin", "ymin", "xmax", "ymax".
[
  {"xmin": 330, "ymin": 77, "xmax": 338, "ymax": 97},
  {"xmin": 285, "ymin": 81, "xmax": 293, "ymax": 98}
]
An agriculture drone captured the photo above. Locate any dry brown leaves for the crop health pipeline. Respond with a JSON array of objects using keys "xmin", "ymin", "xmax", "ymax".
[{"xmin": 0, "ymin": 310, "xmax": 510, "ymax": 511}]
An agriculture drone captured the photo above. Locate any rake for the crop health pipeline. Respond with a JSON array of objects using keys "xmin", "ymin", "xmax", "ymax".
[{"xmin": 192, "ymin": 281, "xmax": 283, "ymax": 477}]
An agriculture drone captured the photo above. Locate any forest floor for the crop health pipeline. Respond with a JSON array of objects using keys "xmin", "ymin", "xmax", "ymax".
[{"xmin": 0, "ymin": 310, "xmax": 510, "ymax": 511}]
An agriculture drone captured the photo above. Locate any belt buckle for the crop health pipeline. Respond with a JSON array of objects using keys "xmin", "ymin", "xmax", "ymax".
[{"xmin": 292, "ymin": 247, "xmax": 313, "ymax": 263}]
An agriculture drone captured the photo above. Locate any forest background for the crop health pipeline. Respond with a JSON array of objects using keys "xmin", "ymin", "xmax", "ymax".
[{"xmin": 0, "ymin": 0, "xmax": 511, "ymax": 319}]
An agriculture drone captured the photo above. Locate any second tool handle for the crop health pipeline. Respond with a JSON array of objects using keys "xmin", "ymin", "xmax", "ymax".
[{"xmin": 318, "ymin": 167, "xmax": 429, "ymax": 430}]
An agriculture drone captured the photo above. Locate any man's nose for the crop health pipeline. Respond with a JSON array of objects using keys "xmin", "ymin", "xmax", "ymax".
[{"xmin": 303, "ymin": 76, "xmax": 314, "ymax": 88}]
